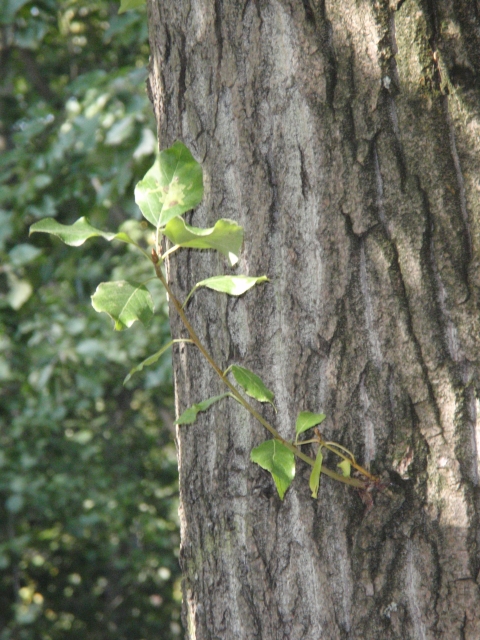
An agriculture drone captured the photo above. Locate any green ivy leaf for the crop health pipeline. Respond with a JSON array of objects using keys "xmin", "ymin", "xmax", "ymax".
[
  {"xmin": 295, "ymin": 411, "xmax": 326, "ymax": 437},
  {"xmin": 230, "ymin": 365, "xmax": 275, "ymax": 406},
  {"xmin": 309, "ymin": 448, "xmax": 324, "ymax": 498},
  {"xmin": 163, "ymin": 217, "xmax": 243, "ymax": 266},
  {"xmin": 118, "ymin": 0, "xmax": 145, "ymax": 13},
  {"xmin": 175, "ymin": 394, "xmax": 230, "ymax": 425},
  {"xmin": 134, "ymin": 141, "xmax": 203, "ymax": 229},
  {"xmin": 91, "ymin": 281, "xmax": 154, "ymax": 331},
  {"xmin": 250, "ymin": 440, "xmax": 295, "ymax": 500},
  {"xmin": 29, "ymin": 217, "xmax": 137, "ymax": 248},
  {"xmin": 337, "ymin": 459, "xmax": 352, "ymax": 477}
]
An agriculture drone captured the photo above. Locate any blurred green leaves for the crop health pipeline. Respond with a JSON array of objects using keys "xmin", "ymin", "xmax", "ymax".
[{"xmin": 0, "ymin": 0, "xmax": 181, "ymax": 638}]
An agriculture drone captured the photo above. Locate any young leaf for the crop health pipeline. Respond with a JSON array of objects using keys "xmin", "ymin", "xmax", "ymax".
[
  {"xmin": 295, "ymin": 411, "xmax": 326, "ymax": 437},
  {"xmin": 337, "ymin": 459, "xmax": 352, "ymax": 477},
  {"xmin": 175, "ymin": 394, "xmax": 230, "ymax": 425},
  {"xmin": 134, "ymin": 141, "xmax": 203, "ymax": 228},
  {"xmin": 118, "ymin": 0, "xmax": 145, "ymax": 13},
  {"xmin": 250, "ymin": 440, "xmax": 295, "ymax": 500},
  {"xmin": 124, "ymin": 339, "xmax": 192, "ymax": 384},
  {"xmin": 29, "ymin": 217, "xmax": 137, "ymax": 248},
  {"xmin": 163, "ymin": 217, "xmax": 244, "ymax": 266},
  {"xmin": 91, "ymin": 281, "xmax": 154, "ymax": 331},
  {"xmin": 198, "ymin": 274, "xmax": 268, "ymax": 295},
  {"xmin": 309, "ymin": 448, "xmax": 324, "ymax": 499},
  {"xmin": 230, "ymin": 365, "xmax": 275, "ymax": 406}
]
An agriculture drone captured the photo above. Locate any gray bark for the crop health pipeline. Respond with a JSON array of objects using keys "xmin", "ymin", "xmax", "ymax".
[{"xmin": 147, "ymin": 0, "xmax": 480, "ymax": 638}]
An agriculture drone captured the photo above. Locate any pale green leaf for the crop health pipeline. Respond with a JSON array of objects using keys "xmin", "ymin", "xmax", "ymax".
[
  {"xmin": 250, "ymin": 440, "xmax": 295, "ymax": 500},
  {"xmin": 118, "ymin": 0, "xmax": 145, "ymax": 13},
  {"xmin": 230, "ymin": 365, "xmax": 274, "ymax": 406},
  {"xmin": 295, "ymin": 411, "xmax": 326, "ymax": 437},
  {"xmin": 134, "ymin": 141, "xmax": 203, "ymax": 228},
  {"xmin": 309, "ymin": 448, "xmax": 323, "ymax": 498},
  {"xmin": 337, "ymin": 460, "xmax": 352, "ymax": 477},
  {"xmin": 196, "ymin": 274, "xmax": 268, "ymax": 295},
  {"xmin": 124, "ymin": 339, "xmax": 192, "ymax": 384},
  {"xmin": 29, "ymin": 217, "xmax": 137, "ymax": 248},
  {"xmin": 175, "ymin": 394, "xmax": 230, "ymax": 425},
  {"xmin": 163, "ymin": 217, "xmax": 243, "ymax": 266},
  {"xmin": 91, "ymin": 281, "xmax": 154, "ymax": 331}
]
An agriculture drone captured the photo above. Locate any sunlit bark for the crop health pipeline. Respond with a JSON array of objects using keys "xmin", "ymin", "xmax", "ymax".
[{"xmin": 147, "ymin": 1, "xmax": 480, "ymax": 637}]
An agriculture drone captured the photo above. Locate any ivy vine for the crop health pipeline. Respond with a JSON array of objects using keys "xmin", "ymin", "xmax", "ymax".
[{"xmin": 31, "ymin": 141, "xmax": 378, "ymax": 500}]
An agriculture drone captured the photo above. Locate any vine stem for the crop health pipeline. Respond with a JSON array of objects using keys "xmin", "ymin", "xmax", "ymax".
[
  {"xmin": 152, "ymin": 253, "xmax": 366, "ymax": 490},
  {"xmin": 317, "ymin": 436, "xmax": 379, "ymax": 482}
]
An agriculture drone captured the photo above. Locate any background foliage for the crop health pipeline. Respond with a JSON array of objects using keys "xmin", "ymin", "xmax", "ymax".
[{"xmin": 0, "ymin": 1, "xmax": 181, "ymax": 637}]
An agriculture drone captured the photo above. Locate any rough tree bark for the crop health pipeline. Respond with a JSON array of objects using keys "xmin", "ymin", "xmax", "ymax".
[{"xmin": 147, "ymin": 1, "xmax": 480, "ymax": 638}]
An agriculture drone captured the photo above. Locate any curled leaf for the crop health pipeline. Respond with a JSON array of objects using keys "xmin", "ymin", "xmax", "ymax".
[
  {"xmin": 309, "ymin": 448, "xmax": 324, "ymax": 499},
  {"xmin": 184, "ymin": 275, "xmax": 268, "ymax": 307},
  {"xmin": 91, "ymin": 281, "xmax": 154, "ymax": 331},
  {"xmin": 163, "ymin": 217, "xmax": 243, "ymax": 266}
]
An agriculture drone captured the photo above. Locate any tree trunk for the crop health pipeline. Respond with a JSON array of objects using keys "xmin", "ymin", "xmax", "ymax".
[{"xmin": 147, "ymin": 1, "xmax": 480, "ymax": 638}]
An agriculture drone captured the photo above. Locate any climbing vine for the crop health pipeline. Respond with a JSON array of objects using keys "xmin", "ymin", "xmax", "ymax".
[{"xmin": 31, "ymin": 141, "xmax": 377, "ymax": 499}]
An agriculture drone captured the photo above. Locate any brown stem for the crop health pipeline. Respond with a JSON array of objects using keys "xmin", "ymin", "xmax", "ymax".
[{"xmin": 315, "ymin": 431, "xmax": 379, "ymax": 483}]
